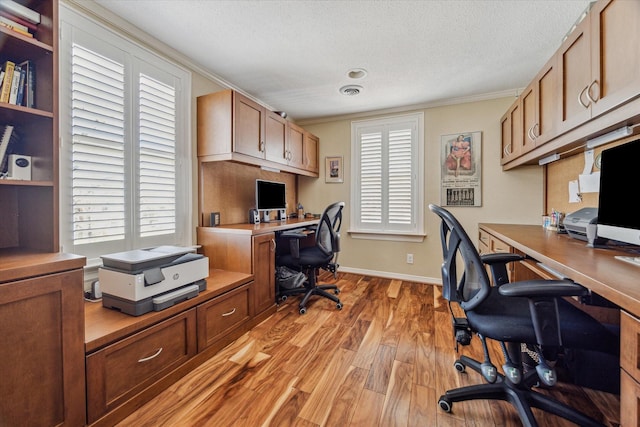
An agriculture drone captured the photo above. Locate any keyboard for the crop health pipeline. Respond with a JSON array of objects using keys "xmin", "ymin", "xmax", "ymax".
[{"xmin": 614, "ymin": 255, "xmax": 640, "ymax": 267}]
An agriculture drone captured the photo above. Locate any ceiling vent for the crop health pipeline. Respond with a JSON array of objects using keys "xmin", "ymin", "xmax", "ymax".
[{"xmin": 340, "ymin": 85, "xmax": 362, "ymax": 96}]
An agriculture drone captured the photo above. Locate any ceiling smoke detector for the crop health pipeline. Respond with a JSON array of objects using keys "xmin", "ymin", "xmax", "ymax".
[{"xmin": 339, "ymin": 85, "xmax": 362, "ymax": 96}]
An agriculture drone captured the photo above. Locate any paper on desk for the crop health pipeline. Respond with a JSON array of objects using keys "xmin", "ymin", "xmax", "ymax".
[{"xmin": 569, "ymin": 180, "xmax": 581, "ymax": 203}]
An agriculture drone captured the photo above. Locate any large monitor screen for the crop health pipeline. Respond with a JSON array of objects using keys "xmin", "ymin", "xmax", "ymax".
[
  {"xmin": 256, "ymin": 179, "xmax": 286, "ymax": 211},
  {"xmin": 597, "ymin": 138, "xmax": 640, "ymax": 246}
]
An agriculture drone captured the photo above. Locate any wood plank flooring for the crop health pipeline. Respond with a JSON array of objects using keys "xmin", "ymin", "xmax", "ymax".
[{"xmin": 116, "ymin": 273, "xmax": 620, "ymax": 426}]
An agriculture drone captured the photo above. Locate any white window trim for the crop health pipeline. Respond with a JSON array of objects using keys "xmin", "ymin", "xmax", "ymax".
[
  {"xmin": 349, "ymin": 112, "xmax": 425, "ymax": 242},
  {"xmin": 59, "ymin": 4, "xmax": 193, "ymax": 264}
]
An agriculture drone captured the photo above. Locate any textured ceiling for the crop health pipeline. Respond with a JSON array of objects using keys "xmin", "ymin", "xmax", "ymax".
[{"xmin": 91, "ymin": 0, "xmax": 593, "ymax": 122}]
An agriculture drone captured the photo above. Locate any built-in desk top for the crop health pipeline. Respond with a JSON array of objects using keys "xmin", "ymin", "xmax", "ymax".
[
  {"xmin": 480, "ymin": 224, "xmax": 640, "ymax": 318},
  {"xmin": 198, "ymin": 217, "xmax": 319, "ymax": 236}
]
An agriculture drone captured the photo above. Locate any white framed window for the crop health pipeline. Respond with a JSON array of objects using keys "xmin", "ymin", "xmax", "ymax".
[
  {"xmin": 59, "ymin": 5, "xmax": 192, "ymax": 261},
  {"xmin": 350, "ymin": 112, "xmax": 425, "ymax": 241}
]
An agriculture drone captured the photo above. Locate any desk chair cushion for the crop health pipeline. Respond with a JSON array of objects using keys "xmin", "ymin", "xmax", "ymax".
[
  {"xmin": 277, "ymin": 246, "xmax": 334, "ymax": 270},
  {"xmin": 467, "ymin": 286, "xmax": 619, "ymax": 355}
]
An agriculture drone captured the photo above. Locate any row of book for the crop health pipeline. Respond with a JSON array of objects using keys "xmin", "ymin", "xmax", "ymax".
[
  {"xmin": 0, "ymin": 124, "xmax": 19, "ymax": 175},
  {"xmin": 0, "ymin": 60, "xmax": 34, "ymax": 107},
  {"xmin": 0, "ymin": 0, "xmax": 40, "ymax": 38}
]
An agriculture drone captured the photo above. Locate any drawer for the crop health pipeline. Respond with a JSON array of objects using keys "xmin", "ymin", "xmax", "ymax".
[
  {"xmin": 491, "ymin": 236, "xmax": 512, "ymax": 254},
  {"xmin": 478, "ymin": 230, "xmax": 490, "ymax": 255},
  {"xmin": 197, "ymin": 283, "xmax": 251, "ymax": 351},
  {"xmin": 621, "ymin": 311, "xmax": 640, "ymax": 381},
  {"xmin": 620, "ymin": 369, "xmax": 640, "ymax": 427},
  {"xmin": 86, "ymin": 309, "xmax": 197, "ymax": 423}
]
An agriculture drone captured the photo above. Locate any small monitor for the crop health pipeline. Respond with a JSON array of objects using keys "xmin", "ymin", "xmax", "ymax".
[
  {"xmin": 256, "ymin": 179, "xmax": 286, "ymax": 222},
  {"xmin": 596, "ymin": 138, "xmax": 640, "ymax": 247}
]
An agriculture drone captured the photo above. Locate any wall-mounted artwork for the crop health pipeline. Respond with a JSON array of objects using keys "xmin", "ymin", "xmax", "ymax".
[
  {"xmin": 325, "ymin": 156, "xmax": 344, "ymax": 183},
  {"xmin": 440, "ymin": 131, "xmax": 482, "ymax": 207}
]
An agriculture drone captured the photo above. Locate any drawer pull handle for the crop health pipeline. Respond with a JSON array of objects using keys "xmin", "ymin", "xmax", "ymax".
[
  {"xmin": 138, "ymin": 347, "xmax": 163, "ymax": 363},
  {"xmin": 222, "ymin": 308, "xmax": 236, "ymax": 317}
]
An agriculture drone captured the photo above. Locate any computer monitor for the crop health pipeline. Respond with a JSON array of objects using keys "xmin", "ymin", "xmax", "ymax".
[
  {"xmin": 596, "ymin": 138, "xmax": 640, "ymax": 247},
  {"xmin": 256, "ymin": 179, "xmax": 286, "ymax": 222}
]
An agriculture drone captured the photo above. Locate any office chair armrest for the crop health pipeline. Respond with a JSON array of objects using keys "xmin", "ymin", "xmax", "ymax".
[
  {"xmin": 480, "ymin": 252, "xmax": 524, "ymax": 265},
  {"xmin": 481, "ymin": 253, "xmax": 524, "ymax": 286},
  {"xmin": 498, "ymin": 279, "xmax": 589, "ymax": 298},
  {"xmin": 278, "ymin": 230, "xmax": 312, "ymax": 259}
]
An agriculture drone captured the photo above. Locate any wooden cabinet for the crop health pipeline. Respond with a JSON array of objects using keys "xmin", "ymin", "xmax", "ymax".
[
  {"xmin": 501, "ymin": 0, "xmax": 640, "ymax": 169},
  {"xmin": 252, "ymin": 232, "xmax": 276, "ymax": 314},
  {"xmin": 559, "ymin": 0, "xmax": 640, "ymax": 132},
  {"xmin": 286, "ymin": 121, "xmax": 305, "ymax": 169},
  {"xmin": 197, "ymin": 283, "xmax": 251, "ymax": 351},
  {"xmin": 620, "ymin": 311, "xmax": 640, "ymax": 427},
  {"xmin": 0, "ymin": 0, "xmax": 59, "ymax": 253},
  {"xmin": 500, "ymin": 100, "xmax": 522, "ymax": 164},
  {"xmin": 303, "ymin": 131, "xmax": 320, "ymax": 174},
  {"xmin": 84, "ymin": 269, "xmax": 256, "ymax": 425},
  {"xmin": 0, "ymin": 255, "xmax": 85, "ymax": 427},
  {"xmin": 197, "ymin": 89, "xmax": 319, "ymax": 177},
  {"xmin": 86, "ymin": 309, "xmax": 198, "ymax": 424}
]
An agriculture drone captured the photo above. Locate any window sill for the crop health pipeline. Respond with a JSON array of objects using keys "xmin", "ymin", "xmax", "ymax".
[{"xmin": 347, "ymin": 230, "xmax": 426, "ymax": 242}]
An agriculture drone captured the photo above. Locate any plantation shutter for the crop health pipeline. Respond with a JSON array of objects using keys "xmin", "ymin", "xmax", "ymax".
[
  {"xmin": 71, "ymin": 44, "xmax": 126, "ymax": 245},
  {"xmin": 138, "ymin": 74, "xmax": 176, "ymax": 237},
  {"xmin": 351, "ymin": 113, "xmax": 423, "ymax": 237}
]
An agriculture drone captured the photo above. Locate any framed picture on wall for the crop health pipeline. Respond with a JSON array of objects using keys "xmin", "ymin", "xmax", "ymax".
[
  {"xmin": 325, "ymin": 156, "xmax": 344, "ymax": 183},
  {"xmin": 440, "ymin": 131, "xmax": 482, "ymax": 207}
]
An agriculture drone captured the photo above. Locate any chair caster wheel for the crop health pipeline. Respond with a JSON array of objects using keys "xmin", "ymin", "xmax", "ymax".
[
  {"xmin": 334, "ymin": 289, "xmax": 340, "ymax": 295},
  {"xmin": 336, "ymin": 302, "xmax": 343, "ymax": 310},
  {"xmin": 299, "ymin": 307, "xmax": 307, "ymax": 315},
  {"xmin": 280, "ymin": 295, "xmax": 287, "ymax": 302},
  {"xmin": 438, "ymin": 396, "xmax": 452, "ymax": 413},
  {"xmin": 453, "ymin": 360, "xmax": 466, "ymax": 373}
]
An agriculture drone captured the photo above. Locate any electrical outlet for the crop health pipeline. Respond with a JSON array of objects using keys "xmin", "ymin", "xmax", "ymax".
[{"xmin": 406, "ymin": 253, "xmax": 414, "ymax": 264}]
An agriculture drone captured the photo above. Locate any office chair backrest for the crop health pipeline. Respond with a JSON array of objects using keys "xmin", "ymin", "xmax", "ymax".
[
  {"xmin": 316, "ymin": 201, "xmax": 345, "ymax": 256},
  {"xmin": 429, "ymin": 204, "xmax": 491, "ymax": 311}
]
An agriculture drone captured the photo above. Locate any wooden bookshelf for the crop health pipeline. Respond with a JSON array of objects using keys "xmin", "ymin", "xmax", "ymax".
[{"xmin": 0, "ymin": 0, "xmax": 58, "ymax": 253}]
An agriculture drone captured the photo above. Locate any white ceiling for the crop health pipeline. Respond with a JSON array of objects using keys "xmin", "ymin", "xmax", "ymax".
[{"xmin": 91, "ymin": 0, "xmax": 593, "ymax": 122}]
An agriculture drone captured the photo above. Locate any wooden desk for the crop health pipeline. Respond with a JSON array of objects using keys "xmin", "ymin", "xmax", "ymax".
[
  {"xmin": 480, "ymin": 223, "xmax": 640, "ymax": 426},
  {"xmin": 479, "ymin": 223, "xmax": 640, "ymax": 316}
]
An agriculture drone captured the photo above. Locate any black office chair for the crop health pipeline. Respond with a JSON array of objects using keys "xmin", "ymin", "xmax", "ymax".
[
  {"xmin": 428, "ymin": 204, "xmax": 618, "ymax": 427},
  {"xmin": 276, "ymin": 201, "xmax": 345, "ymax": 314}
]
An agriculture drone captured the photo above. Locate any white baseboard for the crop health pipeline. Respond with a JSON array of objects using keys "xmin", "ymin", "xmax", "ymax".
[{"xmin": 336, "ymin": 266, "xmax": 442, "ymax": 285}]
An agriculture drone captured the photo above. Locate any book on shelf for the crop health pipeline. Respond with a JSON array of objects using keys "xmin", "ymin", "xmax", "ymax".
[
  {"xmin": 8, "ymin": 63, "xmax": 21, "ymax": 104},
  {"xmin": 14, "ymin": 64, "xmax": 25, "ymax": 106},
  {"xmin": 0, "ymin": 14, "xmax": 33, "ymax": 37},
  {"xmin": 0, "ymin": 9, "xmax": 37, "ymax": 32},
  {"xmin": 0, "ymin": 0, "xmax": 40, "ymax": 25},
  {"xmin": 0, "ymin": 60, "xmax": 15, "ymax": 103},
  {"xmin": 19, "ymin": 60, "xmax": 34, "ymax": 108},
  {"xmin": 0, "ymin": 124, "xmax": 18, "ymax": 174}
]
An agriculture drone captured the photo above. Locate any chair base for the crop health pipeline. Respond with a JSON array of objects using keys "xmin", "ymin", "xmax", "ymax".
[
  {"xmin": 277, "ymin": 268, "xmax": 342, "ymax": 314},
  {"xmin": 438, "ymin": 355, "xmax": 605, "ymax": 427}
]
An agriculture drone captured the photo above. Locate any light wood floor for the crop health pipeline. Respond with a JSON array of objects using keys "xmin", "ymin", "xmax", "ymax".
[{"xmin": 117, "ymin": 273, "xmax": 620, "ymax": 426}]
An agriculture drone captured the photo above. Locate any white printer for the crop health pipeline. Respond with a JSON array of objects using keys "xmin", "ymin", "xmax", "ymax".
[{"xmin": 99, "ymin": 246, "xmax": 209, "ymax": 316}]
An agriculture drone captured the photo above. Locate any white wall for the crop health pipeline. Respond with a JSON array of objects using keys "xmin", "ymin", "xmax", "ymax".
[{"xmin": 297, "ymin": 97, "xmax": 543, "ymax": 283}]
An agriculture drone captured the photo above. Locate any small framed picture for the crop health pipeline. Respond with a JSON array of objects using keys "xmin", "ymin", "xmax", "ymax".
[{"xmin": 325, "ymin": 156, "xmax": 344, "ymax": 183}]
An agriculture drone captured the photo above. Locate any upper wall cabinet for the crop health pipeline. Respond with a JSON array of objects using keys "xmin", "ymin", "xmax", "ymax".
[
  {"xmin": 197, "ymin": 89, "xmax": 319, "ymax": 177},
  {"xmin": 502, "ymin": 0, "xmax": 640, "ymax": 169}
]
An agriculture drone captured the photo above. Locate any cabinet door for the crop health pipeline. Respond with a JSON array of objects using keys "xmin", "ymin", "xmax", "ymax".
[
  {"xmin": 252, "ymin": 232, "xmax": 276, "ymax": 315},
  {"xmin": 287, "ymin": 122, "xmax": 305, "ymax": 169},
  {"xmin": 303, "ymin": 131, "xmax": 319, "ymax": 173},
  {"xmin": 265, "ymin": 110, "xmax": 288, "ymax": 164},
  {"xmin": 500, "ymin": 100, "xmax": 522, "ymax": 165},
  {"xmin": 521, "ymin": 82, "xmax": 537, "ymax": 154},
  {"xmin": 535, "ymin": 55, "xmax": 559, "ymax": 146},
  {"xmin": 589, "ymin": 0, "xmax": 640, "ymax": 117},
  {"xmin": 0, "ymin": 269, "xmax": 85, "ymax": 427},
  {"xmin": 197, "ymin": 283, "xmax": 251, "ymax": 351},
  {"xmin": 233, "ymin": 92, "xmax": 265, "ymax": 158},
  {"xmin": 557, "ymin": 12, "xmax": 593, "ymax": 135}
]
